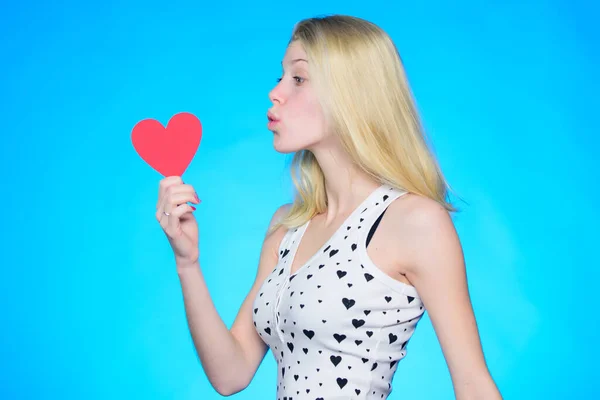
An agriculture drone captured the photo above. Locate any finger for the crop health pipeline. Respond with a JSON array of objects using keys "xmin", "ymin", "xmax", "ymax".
[
  {"xmin": 171, "ymin": 202, "xmax": 197, "ymax": 217},
  {"xmin": 167, "ymin": 203, "xmax": 197, "ymax": 235},
  {"xmin": 158, "ymin": 182, "xmax": 198, "ymax": 213},
  {"xmin": 157, "ymin": 176, "xmax": 182, "ymax": 212},
  {"xmin": 167, "ymin": 191, "xmax": 200, "ymax": 211},
  {"xmin": 157, "ymin": 181, "xmax": 190, "ymax": 217},
  {"xmin": 158, "ymin": 202, "xmax": 180, "ymax": 230},
  {"xmin": 157, "ymin": 189, "xmax": 199, "ymax": 226},
  {"xmin": 156, "ymin": 192, "xmax": 179, "ymax": 225},
  {"xmin": 157, "ymin": 208, "xmax": 169, "ymax": 229},
  {"xmin": 157, "ymin": 176, "xmax": 183, "ymax": 210}
]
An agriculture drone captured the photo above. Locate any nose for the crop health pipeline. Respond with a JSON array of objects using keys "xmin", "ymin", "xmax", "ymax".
[{"xmin": 269, "ymin": 81, "xmax": 284, "ymax": 104}]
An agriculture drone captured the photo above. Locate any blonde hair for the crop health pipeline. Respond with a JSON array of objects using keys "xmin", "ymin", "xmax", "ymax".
[{"xmin": 269, "ymin": 14, "xmax": 462, "ymax": 234}]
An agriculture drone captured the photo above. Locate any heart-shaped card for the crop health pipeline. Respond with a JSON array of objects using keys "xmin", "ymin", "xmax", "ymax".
[{"xmin": 131, "ymin": 112, "xmax": 202, "ymax": 176}]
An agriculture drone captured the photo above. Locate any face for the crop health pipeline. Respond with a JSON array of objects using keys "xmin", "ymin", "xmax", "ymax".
[{"xmin": 267, "ymin": 41, "xmax": 330, "ymax": 153}]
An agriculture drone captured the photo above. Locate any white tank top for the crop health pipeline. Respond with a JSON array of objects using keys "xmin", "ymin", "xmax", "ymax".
[{"xmin": 252, "ymin": 183, "xmax": 425, "ymax": 399}]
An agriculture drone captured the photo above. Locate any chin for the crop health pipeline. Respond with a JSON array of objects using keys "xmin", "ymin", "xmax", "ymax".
[
  {"xmin": 273, "ymin": 144, "xmax": 297, "ymax": 154},
  {"xmin": 272, "ymin": 135, "xmax": 304, "ymax": 154}
]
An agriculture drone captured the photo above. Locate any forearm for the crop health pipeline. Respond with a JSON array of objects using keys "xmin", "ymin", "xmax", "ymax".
[
  {"xmin": 177, "ymin": 263, "xmax": 248, "ymax": 395},
  {"xmin": 454, "ymin": 372, "xmax": 503, "ymax": 400}
]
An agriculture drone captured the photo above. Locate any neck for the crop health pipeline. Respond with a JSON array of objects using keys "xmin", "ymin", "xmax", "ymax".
[{"xmin": 309, "ymin": 145, "xmax": 381, "ymax": 225}]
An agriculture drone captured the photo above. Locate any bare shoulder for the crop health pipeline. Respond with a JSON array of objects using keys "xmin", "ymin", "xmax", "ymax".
[
  {"xmin": 265, "ymin": 202, "xmax": 293, "ymax": 240},
  {"xmin": 261, "ymin": 203, "xmax": 294, "ymax": 266},
  {"xmin": 384, "ymin": 193, "xmax": 460, "ymax": 275},
  {"xmin": 388, "ymin": 192, "xmax": 453, "ymax": 228},
  {"xmin": 269, "ymin": 203, "xmax": 293, "ymax": 229}
]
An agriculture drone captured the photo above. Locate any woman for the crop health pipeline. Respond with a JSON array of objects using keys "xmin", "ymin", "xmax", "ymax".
[{"xmin": 156, "ymin": 14, "xmax": 502, "ymax": 400}]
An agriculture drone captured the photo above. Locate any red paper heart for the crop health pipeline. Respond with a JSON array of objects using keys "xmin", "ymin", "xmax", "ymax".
[{"xmin": 131, "ymin": 112, "xmax": 202, "ymax": 177}]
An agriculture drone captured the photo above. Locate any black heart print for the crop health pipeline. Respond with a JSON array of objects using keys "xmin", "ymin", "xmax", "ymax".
[
  {"xmin": 352, "ymin": 319, "xmax": 365, "ymax": 328},
  {"xmin": 342, "ymin": 298, "xmax": 355, "ymax": 309},
  {"xmin": 303, "ymin": 329, "xmax": 315, "ymax": 339},
  {"xmin": 333, "ymin": 333, "xmax": 346, "ymax": 343}
]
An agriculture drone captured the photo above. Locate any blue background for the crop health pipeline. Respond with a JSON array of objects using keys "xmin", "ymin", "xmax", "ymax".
[{"xmin": 0, "ymin": 1, "xmax": 597, "ymax": 399}]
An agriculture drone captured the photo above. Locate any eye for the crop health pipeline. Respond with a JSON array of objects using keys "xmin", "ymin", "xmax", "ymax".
[{"xmin": 275, "ymin": 76, "xmax": 305, "ymax": 84}]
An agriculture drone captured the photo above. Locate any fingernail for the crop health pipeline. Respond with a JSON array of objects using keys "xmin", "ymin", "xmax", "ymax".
[{"xmin": 191, "ymin": 206, "xmax": 196, "ymax": 211}]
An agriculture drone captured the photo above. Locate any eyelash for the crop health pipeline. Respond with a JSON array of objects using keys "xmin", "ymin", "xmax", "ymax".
[{"xmin": 276, "ymin": 76, "xmax": 305, "ymax": 85}]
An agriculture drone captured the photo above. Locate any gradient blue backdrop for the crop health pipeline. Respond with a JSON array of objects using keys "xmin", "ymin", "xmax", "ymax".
[{"xmin": 1, "ymin": 1, "xmax": 597, "ymax": 399}]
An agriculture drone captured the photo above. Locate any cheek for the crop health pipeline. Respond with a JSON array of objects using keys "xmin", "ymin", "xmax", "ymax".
[{"xmin": 289, "ymin": 95, "xmax": 326, "ymax": 130}]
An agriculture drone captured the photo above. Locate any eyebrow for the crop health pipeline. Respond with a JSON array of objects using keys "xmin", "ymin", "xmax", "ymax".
[{"xmin": 281, "ymin": 58, "xmax": 308, "ymax": 66}]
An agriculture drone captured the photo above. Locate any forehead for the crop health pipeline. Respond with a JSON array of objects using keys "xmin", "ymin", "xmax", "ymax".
[{"xmin": 282, "ymin": 41, "xmax": 308, "ymax": 66}]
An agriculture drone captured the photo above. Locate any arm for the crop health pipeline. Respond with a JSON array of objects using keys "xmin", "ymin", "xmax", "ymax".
[
  {"xmin": 400, "ymin": 200, "xmax": 503, "ymax": 400},
  {"xmin": 177, "ymin": 203, "xmax": 291, "ymax": 396}
]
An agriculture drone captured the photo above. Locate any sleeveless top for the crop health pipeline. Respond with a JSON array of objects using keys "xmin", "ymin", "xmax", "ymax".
[{"xmin": 252, "ymin": 184, "xmax": 426, "ymax": 400}]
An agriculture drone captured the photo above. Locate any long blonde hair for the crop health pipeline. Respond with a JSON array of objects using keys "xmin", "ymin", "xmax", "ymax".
[{"xmin": 269, "ymin": 15, "xmax": 462, "ymax": 234}]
